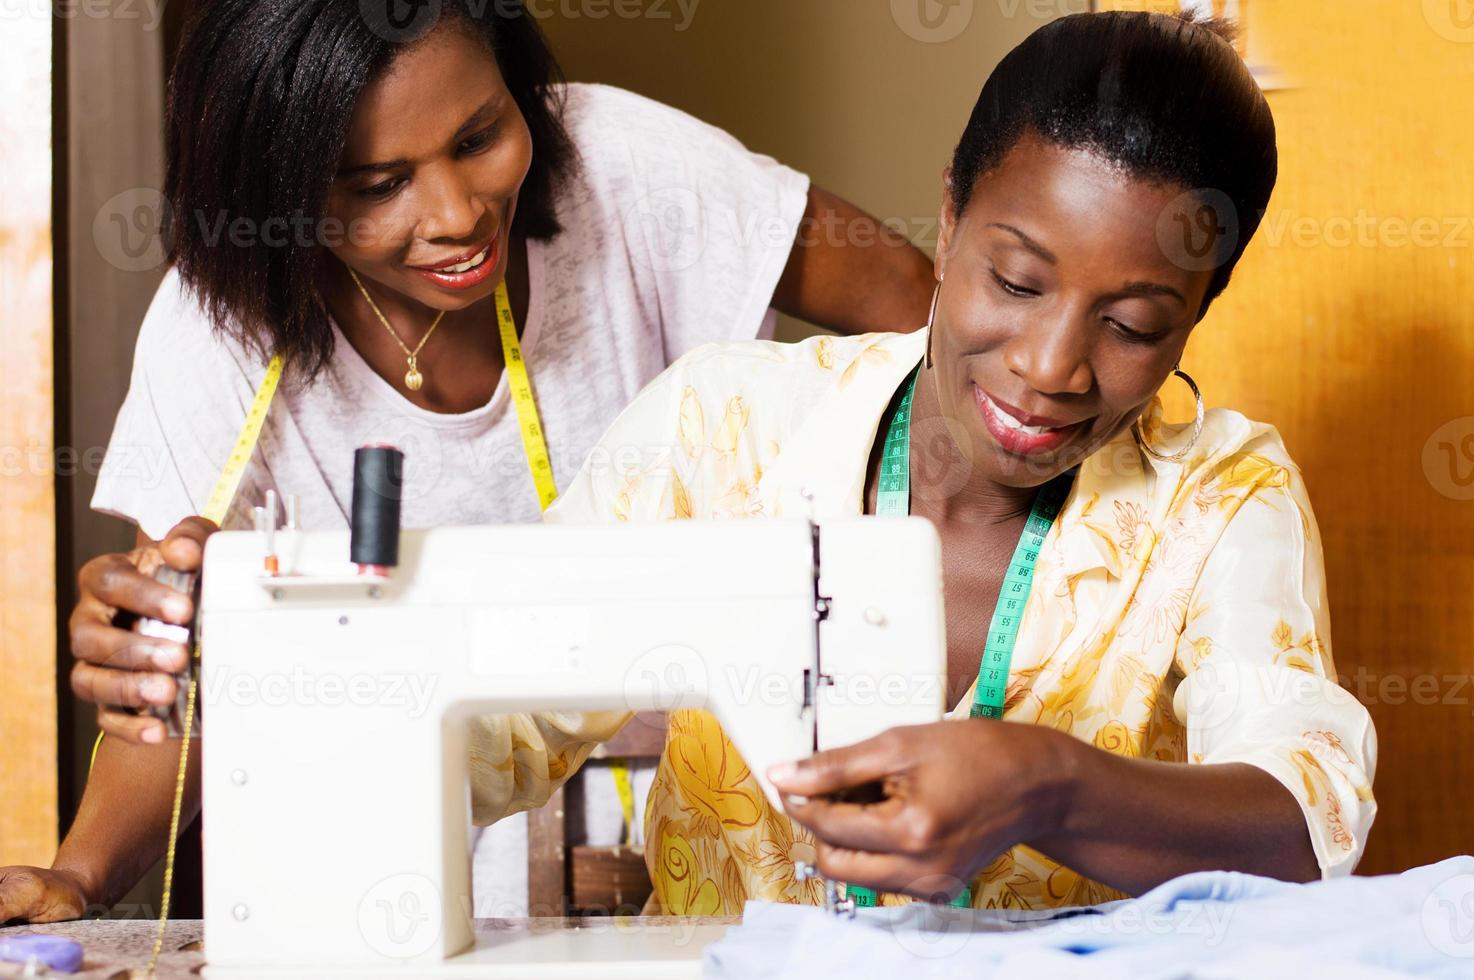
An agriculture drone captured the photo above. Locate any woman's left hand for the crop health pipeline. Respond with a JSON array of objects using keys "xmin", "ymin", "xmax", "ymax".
[{"xmin": 768, "ymin": 719, "xmax": 1076, "ymax": 901}]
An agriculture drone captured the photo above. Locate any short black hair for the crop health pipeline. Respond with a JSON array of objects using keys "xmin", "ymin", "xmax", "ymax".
[
  {"xmin": 163, "ymin": 0, "xmax": 576, "ymax": 378},
  {"xmin": 949, "ymin": 11, "xmax": 1277, "ymax": 315}
]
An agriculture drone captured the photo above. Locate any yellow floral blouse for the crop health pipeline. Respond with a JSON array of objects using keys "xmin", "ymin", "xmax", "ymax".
[{"xmin": 468, "ymin": 328, "xmax": 1378, "ymax": 913}]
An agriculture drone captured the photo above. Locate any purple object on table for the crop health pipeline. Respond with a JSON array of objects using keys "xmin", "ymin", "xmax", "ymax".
[{"xmin": 0, "ymin": 935, "xmax": 85, "ymax": 973}]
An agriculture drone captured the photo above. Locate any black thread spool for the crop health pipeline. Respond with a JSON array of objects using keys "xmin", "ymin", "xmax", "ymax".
[{"xmin": 351, "ymin": 445, "xmax": 405, "ymax": 574}]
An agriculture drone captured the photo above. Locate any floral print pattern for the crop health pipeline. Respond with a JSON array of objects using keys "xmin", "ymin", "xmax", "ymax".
[{"xmin": 468, "ymin": 330, "xmax": 1377, "ymax": 915}]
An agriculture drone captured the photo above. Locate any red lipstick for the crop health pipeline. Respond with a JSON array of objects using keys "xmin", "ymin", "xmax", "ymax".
[
  {"xmin": 974, "ymin": 385, "xmax": 1088, "ymax": 456},
  {"xmin": 410, "ymin": 235, "xmax": 500, "ymax": 292}
]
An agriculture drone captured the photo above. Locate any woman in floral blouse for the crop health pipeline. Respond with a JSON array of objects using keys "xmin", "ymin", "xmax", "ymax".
[{"xmin": 470, "ymin": 10, "xmax": 1377, "ymax": 911}]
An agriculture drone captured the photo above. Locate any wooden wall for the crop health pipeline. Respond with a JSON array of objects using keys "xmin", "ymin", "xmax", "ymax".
[
  {"xmin": 0, "ymin": 13, "xmax": 58, "ymax": 866},
  {"xmin": 559, "ymin": 0, "xmax": 1474, "ymax": 871},
  {"xmin": 56, "ymin": 5, "xmax": 171, "ymax": 911},
  {"xmin": 541, "ymin": 0, "xmax": 1062, "ymax": 343},
  {"xmin": 1101, "ymin": 0, "xmax": 1474, "ymax": 871},
  {"xmin": 61, "ymin": 0, "xmax": 170, "ymax": 820}
]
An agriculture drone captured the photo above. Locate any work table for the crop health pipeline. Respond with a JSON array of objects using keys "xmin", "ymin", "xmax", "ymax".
[{"xmin": 0, "ymin": 916, "xmax": 740, "ymax": 978}]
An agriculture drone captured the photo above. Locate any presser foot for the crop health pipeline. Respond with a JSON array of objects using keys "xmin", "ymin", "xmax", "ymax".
[{"xmin": 794, "ymin": 861, "xmax": 856, "ymax": 918}]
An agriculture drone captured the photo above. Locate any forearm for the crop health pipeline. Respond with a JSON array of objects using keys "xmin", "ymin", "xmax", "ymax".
[
  {"xmin": 771, "ymin": 185, "xmax": 935, "ymax": 336},
  {"xmin": 469, "ymin": 709, "xmax": 631, "ymax": 826},
  {"xmin": 51, "ymin": 734, "xmax": 200, "ymax": 907},
  {"xmin": 1032, "ymin": 735, "xmax": 1320, "ymax": 895}
]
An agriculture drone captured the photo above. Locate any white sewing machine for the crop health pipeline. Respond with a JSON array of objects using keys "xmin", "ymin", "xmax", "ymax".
[{"xmin": 194, "ymin": 516, "xmax": 946, "ymax": 977}]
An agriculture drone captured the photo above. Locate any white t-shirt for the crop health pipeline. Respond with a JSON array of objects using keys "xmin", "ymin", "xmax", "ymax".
[
  {"xmin": 90, "ymin": 82, "xmax": 810, "ymax": 916},
  {"xmin": 93, "ymin": 82, "xmax": 809, "ymax": 539}
]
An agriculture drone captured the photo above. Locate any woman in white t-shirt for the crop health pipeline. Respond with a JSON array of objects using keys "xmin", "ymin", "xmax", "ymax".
[{"xmin": 0, "ymin": 0, "xmax": 932, "ymax": 924}]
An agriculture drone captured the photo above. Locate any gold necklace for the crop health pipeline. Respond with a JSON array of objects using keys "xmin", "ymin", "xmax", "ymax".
[{"xmin": 347, "ymin": 267, "xmax": 446, "ymax": 391}]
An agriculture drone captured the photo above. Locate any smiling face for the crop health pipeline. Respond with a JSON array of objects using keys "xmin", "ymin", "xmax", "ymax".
[
  {"xmin": 323, "ymin": 21, "xmax": 533, "ymax": 313},
  {"xmin": 929, "ymin": 131, "xmax": 1216, "ymax": 488}
]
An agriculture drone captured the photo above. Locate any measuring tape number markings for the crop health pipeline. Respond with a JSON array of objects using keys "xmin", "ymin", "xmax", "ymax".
[{"xmin": 847, "ymin": 364, "xmax": 1073, "ymax": 910}]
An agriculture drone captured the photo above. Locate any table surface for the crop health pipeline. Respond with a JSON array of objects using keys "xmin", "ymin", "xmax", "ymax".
[{"xmin": 0, "ymin": 916, "xmax": 741, "ymax": 979}]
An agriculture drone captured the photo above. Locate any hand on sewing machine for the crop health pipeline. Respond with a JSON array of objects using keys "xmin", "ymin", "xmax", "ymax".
[
  {"xmin": 68, "ymin": 516, "xmax": 218, "ymax": 744},
  {"xmin": 770, "ymin": 719, "xmax": 1074, "ymax": 902}
]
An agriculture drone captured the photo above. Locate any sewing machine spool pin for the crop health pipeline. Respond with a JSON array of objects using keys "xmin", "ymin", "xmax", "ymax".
[{"xmin": 262, "ymin": 490, "xmax": 280, "ymax": 575}]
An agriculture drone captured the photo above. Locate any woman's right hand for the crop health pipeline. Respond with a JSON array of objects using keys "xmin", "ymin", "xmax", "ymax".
[
  {"xmin": 68, "ymin": 516, "xmax": 218, "ymax": 744},
  {"xmin": 0, "ymin": 867, "xmax": 91, "ymax": 925}
]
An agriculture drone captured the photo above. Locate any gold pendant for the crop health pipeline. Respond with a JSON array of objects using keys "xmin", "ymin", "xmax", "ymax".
[{"xmin": 405, "ymin": 359, "xmax": 423, "ymax": 391}]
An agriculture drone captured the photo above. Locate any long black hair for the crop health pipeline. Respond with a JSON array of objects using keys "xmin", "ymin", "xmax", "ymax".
[
  {"xmin": 163, "ymin": 0, "xmax": 576, "ymax": 378},
  {"xmin": 950, "ymin": 11, "xmax": 1276, "ymax": 316}
]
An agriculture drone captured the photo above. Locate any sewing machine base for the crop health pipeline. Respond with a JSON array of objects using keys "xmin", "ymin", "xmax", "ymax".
[{"xmin": 199, "ymin": 917, "xmax": 733, "ymax": 980}]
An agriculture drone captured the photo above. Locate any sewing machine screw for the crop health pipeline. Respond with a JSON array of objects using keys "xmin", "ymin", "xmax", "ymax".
[
  {"xmin": 230, "ymin": 769, "xmax": 248, "ymax": 786},
  {"xmin": 831, "ymin": 891, "xmax": 856, "ymax": 918},
  {"xmin": 863, "ymin": 607, "xmax": 887, "ymax": 627},
  {"xmin": 271, "ymin": 588, "xmax": 284, "ymax": 602},
  {"xmin": 368, "ymin": 586, "xmax": 383, "ymax": 600},
  {"xmin": 232, "ymin": 904, "xmax": 250, "ymax": 921}
]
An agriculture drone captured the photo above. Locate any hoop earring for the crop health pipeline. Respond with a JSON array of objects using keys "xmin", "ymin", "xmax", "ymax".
[
  {"xmin": 923, "ymin": 278, "xmax": 942, "ymax": 369},
  {"xmin": 1132, "ymin": 366, "xmax": 1204, "ymax": 464}
]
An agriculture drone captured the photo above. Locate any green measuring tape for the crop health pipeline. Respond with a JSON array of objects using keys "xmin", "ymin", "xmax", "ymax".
[
  {"xmin": 847, "ymin": 365, "xmax": 1073, "ymax": 910},
  {"xmin": 874, "ymin": 364, "xmax": 917, "ymax": 519}
]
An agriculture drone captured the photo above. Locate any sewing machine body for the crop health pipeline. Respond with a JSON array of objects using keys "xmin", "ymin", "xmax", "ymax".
[{"xmin": 197, "ymin": 519, "xmax": 944, "ymax": 976}]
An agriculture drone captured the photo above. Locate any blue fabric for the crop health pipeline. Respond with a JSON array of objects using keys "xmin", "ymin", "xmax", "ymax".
[{"xmin": 703, "ymin": 858, "xmax": 1474, "ymax": 979}]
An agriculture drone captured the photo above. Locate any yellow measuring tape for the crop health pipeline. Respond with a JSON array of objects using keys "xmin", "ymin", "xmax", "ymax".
[
  {"xmin": 201, "ymin": 355, "xmax": 288, "ymax": 527},
  {"xmin": 610, "ymin": 760, "xmax": 637, "ymax": 848},
  {"xmin": 130, "ymin": 280, "xmax": 555, "ymax": 976},
  {"xmin": 495, "ymin": 280, "xmax": 558, "ymax": 512},
  {"xmin": 143, "ymin": 352, "xmax": 283, "ymax": 975},
  {"xmin": 498, "ymin": 281, "xmax": 634, "ymax": 847},
  {"xmin": 86, "ymin": 355, "xmax": 288, "ymax": 775}
]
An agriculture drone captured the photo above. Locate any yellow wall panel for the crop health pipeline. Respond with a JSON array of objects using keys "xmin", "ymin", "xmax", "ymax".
[
  {"xmin": 549, "ymin": 0, "xmax": 1471, "ymax": 872},
  {"xmin": 0, "ymin": 13, "xmax": 59, "ymax": 866},
  {"xmin": 1102, "ymin": 0, "xmax": 1474, "ymax": 871}
]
